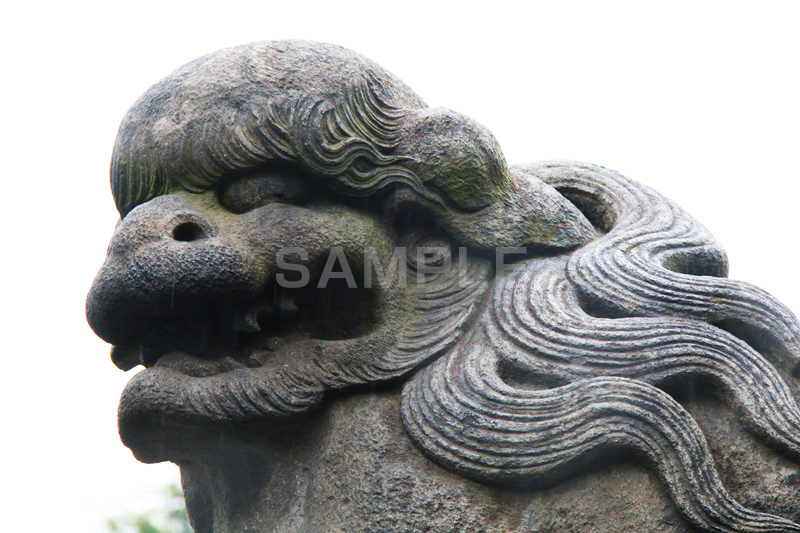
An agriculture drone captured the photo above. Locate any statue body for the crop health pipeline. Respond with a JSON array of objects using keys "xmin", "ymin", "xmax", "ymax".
[
  {"xmin": 88, "ymin": 42, "xmax": 800, "ymax": 532},
  {"xmin": 179, "ymin": 388, "xmax": 686, "ymax": 532}
]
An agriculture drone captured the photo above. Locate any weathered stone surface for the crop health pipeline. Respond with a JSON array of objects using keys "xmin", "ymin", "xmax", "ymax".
[
  {"xmin": 178, "ymin": 388, "xmax": 695, "ymax": 532},
  {"xmin": 87, "ymin": 41, "xmax": 800, "ymax": 532}
]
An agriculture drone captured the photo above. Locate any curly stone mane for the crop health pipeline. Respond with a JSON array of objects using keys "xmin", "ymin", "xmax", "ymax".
[{"xmin": 402, "ymin": 162, "xmax": 800, "ymax": 532}]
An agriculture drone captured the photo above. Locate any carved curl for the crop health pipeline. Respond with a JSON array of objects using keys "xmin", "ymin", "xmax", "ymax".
[
  {"xmin": 402, "ymin": 162, "xmax": 800, "ymax": 532},
  {"xmin": 110, "ymin": 41, "xmax": 594, "ymax": 252}
]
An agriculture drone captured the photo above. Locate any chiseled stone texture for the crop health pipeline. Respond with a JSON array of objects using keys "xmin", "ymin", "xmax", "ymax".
[
  {"xmin": 87, "ymin": 41, "xmax": 800, "ymax": 532},
  {"xmin": 175, "ymin": 386, "xmax": 800, "ymax": 532},
  {"xmin": 178, "ymin": 389, "xmax": 691, "ymax": 533}
]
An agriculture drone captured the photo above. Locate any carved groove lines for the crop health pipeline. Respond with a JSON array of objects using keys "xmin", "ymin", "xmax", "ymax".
[
  {"xmin": 401, "ymin": 163, "xmax": 800, "ymax": 532},
  {"xmin": 362, "ymin": 256, "xmax": 492, "ymax": 379},
  {"xmin": 402, "ymin": 344, "xmax": 800, "ymax": 532},
  {"xmin": 533, "ymin": 161, "xmax": 800, "ymax": 375}
]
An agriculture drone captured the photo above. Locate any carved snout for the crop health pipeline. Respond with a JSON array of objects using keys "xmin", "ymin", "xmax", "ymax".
[{"xmin": 86, "ymin": 195, "xmax": 265, "ymax": 348}]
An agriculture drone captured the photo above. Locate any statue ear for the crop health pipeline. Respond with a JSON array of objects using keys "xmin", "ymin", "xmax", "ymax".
[
  {"xmin": 438, "ymin": 166, "xmax": 599, "ymax": 252},
  {"xmin": 395, "ymin": 108, "xmax": 597, "ymax": 252}
]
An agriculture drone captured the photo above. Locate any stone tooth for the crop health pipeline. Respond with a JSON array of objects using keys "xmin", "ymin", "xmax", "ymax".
[
  {"xmin": 235, "ymin": 309, "xmax": 261, "ymax": 332},
  {"xmin": 110, "ymin": 344, "xmax": 143, "ymax": 371},
  {"xmin": 234, "ymin": 301, "xmax": 275, "ymax": 332},
  {"xmin": 277, "ymin": 294, "xmax": 299, "ymax": 317}
]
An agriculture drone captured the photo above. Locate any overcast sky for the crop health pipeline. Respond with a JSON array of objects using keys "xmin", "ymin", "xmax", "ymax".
[{"xmin": 3, "ymin": 2, "xmax": 799, "ymax": 530}]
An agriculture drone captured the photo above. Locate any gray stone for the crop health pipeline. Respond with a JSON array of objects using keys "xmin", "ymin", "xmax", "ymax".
[{"xmin": 87, "ymin": 41, "xmax": 800, "ymax": 532}]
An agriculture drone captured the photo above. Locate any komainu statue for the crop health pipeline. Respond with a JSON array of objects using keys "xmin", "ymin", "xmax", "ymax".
[{"xmin": 87, "ymin": 41, "xmax": 800, "ymax": 532}]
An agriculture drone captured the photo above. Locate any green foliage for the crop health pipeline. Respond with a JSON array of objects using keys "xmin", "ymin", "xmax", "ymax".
[{"xmin": 106, "ymin": 483, "xmax": 192, "ymax": 533}]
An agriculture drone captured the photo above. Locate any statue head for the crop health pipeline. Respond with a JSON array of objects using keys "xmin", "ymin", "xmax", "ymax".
[
  {"xmin": 87, "ymin": 40, "xmax": 594, "ymax": 460},
  {"xmin": 88, "ymin": 41, "xmax": 800, "ymax": 532}
]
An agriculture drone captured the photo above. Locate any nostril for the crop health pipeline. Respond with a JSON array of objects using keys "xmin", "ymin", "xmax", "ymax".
[{"xmin": 172, "ymin": 221, "xmax": 205, "ymax": 242}]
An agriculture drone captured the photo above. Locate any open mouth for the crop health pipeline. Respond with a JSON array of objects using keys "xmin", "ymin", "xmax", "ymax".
[{"xmin": 110, "ymin": 277, "xmax": 381, "ymax": 376}]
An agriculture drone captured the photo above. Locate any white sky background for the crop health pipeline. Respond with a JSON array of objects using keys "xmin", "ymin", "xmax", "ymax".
[{"xmin": 2, "ymin": 1, "xmax": 799, "ymax": 530}]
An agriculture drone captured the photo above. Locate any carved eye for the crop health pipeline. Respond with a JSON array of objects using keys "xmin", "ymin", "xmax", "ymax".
[{"xmin": 218, "ymin": 167, "xmax": 310, "ymax": 213}]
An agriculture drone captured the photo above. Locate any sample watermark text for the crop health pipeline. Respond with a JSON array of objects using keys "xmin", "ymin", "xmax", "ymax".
[{"xmin": 273, "ymin": 246, "xmax": 529, "ymax": 289}]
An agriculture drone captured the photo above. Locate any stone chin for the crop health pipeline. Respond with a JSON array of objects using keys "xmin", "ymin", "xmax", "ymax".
[{"xmin": 86, "ymin": 40, "xmax": 591, "ymax": 464}]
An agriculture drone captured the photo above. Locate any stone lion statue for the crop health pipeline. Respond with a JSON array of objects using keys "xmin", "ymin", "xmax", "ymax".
[{"xmin": 87, "ymin": 41, "xmax": 800, "ymax": 532}]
